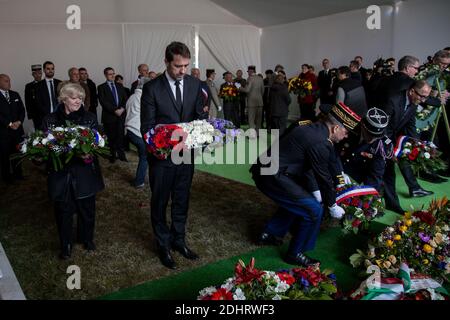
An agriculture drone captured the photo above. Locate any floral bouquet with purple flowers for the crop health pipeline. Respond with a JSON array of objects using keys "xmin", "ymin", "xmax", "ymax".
[
  {"xmin": 336, "ymin": 184, "xmax": 385, "ymax": 234},
  {"xmin": 350, "ymin": 198, "xmax": 450, "ymax": 282},
  {"xmin": 197, "ymin": 258, "xmax": 338, "ymax": 300},
  {"xmin": 206, "ymin": 118, "xmax": 242, "ymax": 148},
  {"xmin": 14, "ymin": 124, "xmax": 109, "ymax": 171}
]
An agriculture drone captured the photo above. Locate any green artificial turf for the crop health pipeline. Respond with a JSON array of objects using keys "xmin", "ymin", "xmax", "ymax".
[{"xmin": 101, "ymin": 140, "xmax": 450, "ymax": 300}]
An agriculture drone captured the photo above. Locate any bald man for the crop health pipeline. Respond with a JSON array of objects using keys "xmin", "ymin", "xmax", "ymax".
[{"xmin": 0, "ymin": 74, "xmax": 26, "ymax": 184}]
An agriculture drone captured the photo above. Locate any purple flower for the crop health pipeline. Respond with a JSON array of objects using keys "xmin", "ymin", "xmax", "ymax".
[
  {"xmin": 299, "ymin": 277, "xmax": 310, "ymax": 287},
  {"xmin": 418, "ymin": 232, "xmax": 430, "ymax": 243}
]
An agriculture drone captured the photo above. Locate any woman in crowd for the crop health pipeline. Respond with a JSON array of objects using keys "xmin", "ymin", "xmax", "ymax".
[{"xmin": 42, "ymin": 83, "xmax": 105, "ymax": 259}]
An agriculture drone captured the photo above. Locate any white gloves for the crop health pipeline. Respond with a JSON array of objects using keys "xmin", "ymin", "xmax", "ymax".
[
  {"xmin": 235, "ymin": 82, "xmax": 241, "ymax": 89},
  {"xmin": 312, "ymin": 190, "xmax": 322, "ymax": 203},
  {"xmin": 329, "ymin": 204, "xmax": 345, "ymax": 219},
  {"xmin": 343, "ymin": 172, "xmax": 352, "ymax": 185},
  {"xmin": 337, "ymin": 171, "xmax": 352, "ymax": 187},
  {"xmin": 218, "ymin": 105, "xmax": 222, "ymax": 112}
]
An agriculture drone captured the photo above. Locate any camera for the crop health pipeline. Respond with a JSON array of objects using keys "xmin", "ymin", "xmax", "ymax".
[{"xmin": 373, "ymin": 58, "xmax": 394, "ymax": 77}]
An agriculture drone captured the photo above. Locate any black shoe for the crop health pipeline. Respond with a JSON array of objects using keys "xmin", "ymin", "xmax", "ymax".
[
  {"xmin": 410, "ymin": 188, "xmax": 434, "ymax": 198},
  {"xmin": 419, "ymin": 172, "xmax": 448, "ymax": 183},
  {"xmin": 257, "ymin": 232, "xmax": 283, "ymax": 246},
  {"xmin": 59, "ymin": 244, "xmax": 72, "ymax": 260},
  {"xmin": 172, "ymin": 243, "xmax": 199, "ymax": 260},
  {"xmin": 158, "ymin": 248, "xmax": 177, "ymax": 269},
  {"xmin": 118, "ymin": 152, "xmax": 128, "ymax": 162},
  {"xmin": 84, "ymin": 241, "xmax": 96, "ymax": 251},
  {"xmin": 284, "ymin": 253, "xmax": 320, "ymax": 267}
]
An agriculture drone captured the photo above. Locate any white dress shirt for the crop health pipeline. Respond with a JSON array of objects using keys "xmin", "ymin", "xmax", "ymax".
[
  {"xmin": 46, "ymin": 78, "xmax": 56, "ymax": 112},
  {"xmin": 165, "ymin": 72, "xmax": 184, "ymax": 103}
]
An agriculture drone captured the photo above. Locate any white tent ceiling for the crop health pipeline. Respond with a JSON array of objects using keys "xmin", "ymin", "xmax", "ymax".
[
  {"xmin": 0, "ymin": 0, "xmax": 398, "ymax": 27},
  {"xmin": 211, "ymin": 0, "xmax": 398, "ymax": 27}
]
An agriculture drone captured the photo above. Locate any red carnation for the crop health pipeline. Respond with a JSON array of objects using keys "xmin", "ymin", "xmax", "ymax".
[
  {"xmin": 210, "ymin": 288, "xmax": 233, "ymax": 300},
  {"xmin": 276, "ymin": 272, "xmax": 296, "ymax": 285},
  {"xmin": 363, "ymin": 202, "xmax": 370, "ymax": 209},
  {"xmin": 81, "ymin": 130, "xmax": 89, "ymax": 137},
  {"xmin": 352, "ymin": 219, "xmax": 362, "ymax": 228},
  {"xmin": 351, "ymin": 198, "xmax": 360, "ymax": 206},
  {"xmin": 408, "ymin": 148, "xmax": 419, "ymax": 161}
]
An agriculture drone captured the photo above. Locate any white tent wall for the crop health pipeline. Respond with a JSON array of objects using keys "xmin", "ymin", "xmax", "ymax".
[
  {"xmin": 0, "ymin": 0, "xmax": 253, "ymax": 133},
  {"xmin": 0, "ymin": 24, "xmax": 124, "ymax": 133},
  {"xmin": 260, "ymin": 5, "xmax": 394, "ymax": 78},
  {"xmin": 261, "ymin": 0, "xmax": 450, "ymax": 76},
  {"xmin": 392, "ymin": 0, "xmax": 450, "ymax": 62}
]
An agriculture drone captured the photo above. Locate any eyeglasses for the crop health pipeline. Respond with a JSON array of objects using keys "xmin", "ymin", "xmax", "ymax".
[
  {"xmin": 413, "ymin": 89, "xmax": 429, "ymax": 100},
  {"xmin": 409, "ymin": 65, "xmax": 419, "ymax": 70}
]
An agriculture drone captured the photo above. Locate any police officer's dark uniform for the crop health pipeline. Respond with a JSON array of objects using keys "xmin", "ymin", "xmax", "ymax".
[{"xmin": 251, "ymin": 102, "xmax": 360, "ymax": 266}]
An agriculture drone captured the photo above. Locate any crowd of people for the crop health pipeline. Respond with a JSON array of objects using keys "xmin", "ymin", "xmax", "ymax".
[{"xmin": 0, "ymin": 43, "xmax": 449, "ymax": 268}]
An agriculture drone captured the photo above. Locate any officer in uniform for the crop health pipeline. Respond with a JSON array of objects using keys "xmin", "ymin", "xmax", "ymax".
[
  {"xmin": 24, "ymin": 64, "xmax": 42, "ymax": 129},
  {"xmin": 338, "ymin": 107, "xmax": 392, "ymax": 191},
  {"xmin": 251, "ymin": 102, "xmax": 361, "ymax": 266}
]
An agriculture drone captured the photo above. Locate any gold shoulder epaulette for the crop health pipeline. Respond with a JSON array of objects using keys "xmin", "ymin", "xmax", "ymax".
[{"xmin": 298, "ymin": 120, "xmax": 312, "ymax": 126}]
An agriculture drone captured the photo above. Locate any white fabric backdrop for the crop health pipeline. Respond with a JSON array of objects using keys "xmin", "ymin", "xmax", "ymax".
[
  {"xmin": 199, "ymin": 25, "xmax": 261, "ymax": 76},
  {"xmin": 122, "ymin": 24, "xmax": 195, "ymax": 86}
]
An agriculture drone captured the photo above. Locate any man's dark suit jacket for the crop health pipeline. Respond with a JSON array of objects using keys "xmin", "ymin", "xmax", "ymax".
[
  {"xmin": 24, "ymin": 80, "xmax": 39, "ymax": 120},
  {"xmin": 97, "ymin": 81, "xmax": 127, "ymax": 124},
  {"xmin": 86, "ymin": 78, "xmax": 98, "ymax": 113},
  {"xmin": 318, "ymin": 70, "xmax": 333, "ymax": 103},
  {"xmin": 383, "ymin": 91, "xmax": 419, "ymax": 140},
  {"xmin": 34, "ymin": 78, "xmax": 61, "ymax": 128},
  {"xmin": 0, "ymin": 90, "xmax": 25, "ymax": 139}
]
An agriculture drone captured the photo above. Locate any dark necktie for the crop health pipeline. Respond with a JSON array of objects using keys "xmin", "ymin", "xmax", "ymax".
[
  {"xmin": 5, "ymin": 91, "xmax": 10, "ymax": 103},
  {"xmin": 49, "ymin": 80, "xmax": 57, "ymax": 112},
  {"xmin": 175, "ymin": 80, "xmax": 182, "ymax": 109},
  {"xmin": 110, "ymin": 82, "xmax": 118, "ymax": 106}
]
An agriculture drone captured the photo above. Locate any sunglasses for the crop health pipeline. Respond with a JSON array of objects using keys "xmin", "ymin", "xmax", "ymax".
[{"xmin": 413, "ymin": 88, "xmax": 428, "ymax": 100}]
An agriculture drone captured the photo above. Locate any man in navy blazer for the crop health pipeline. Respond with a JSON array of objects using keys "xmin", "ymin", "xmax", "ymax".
[
  {"xmin": 382, "ymin": 80, "xmax": 433, "ymax": 213},
  {"xmin": 141, "ymin": 42, "xmax": 207, "ymax": 269},
  {"xmin": 0, "ymin": 74, "xmax": 25, "ymax": 184},
  {"xmin": 33, "ymin": 61, "xmax": 61, "ymax": 130}
]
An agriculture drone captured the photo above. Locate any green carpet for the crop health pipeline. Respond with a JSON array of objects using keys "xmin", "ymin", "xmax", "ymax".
[{"xmin": 101, "ymin": 139, "xmax": 450, "ymax": 300}]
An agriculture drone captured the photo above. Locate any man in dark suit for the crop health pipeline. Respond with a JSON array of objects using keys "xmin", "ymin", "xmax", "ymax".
[
  {"xmin": 33, "ymin": 61, "xmax": 61, "ymax": 130},
  {"xmin": 318, "ymin": 59, "xmax": 335, "ymax": 105},
  {"xmin": 79, "ymin": 67, "xmax": 98, "ymax": 118},
  {"xmin": 382, "ymin": 80, "xmax": 433, "ymax": 213},
  {"xmin": 24, "ymin": 64, "xmax": 42, "ymax": 127},
  {"xmin": 98, "ymin": 67, "xmax": 128, "ymax": 163},
  {"xmin": 130, "ymin": 63, "xmax": 149, "ymax": 95},
  {"xmin": 0, "ymin": 74, "xmax": 25, "ymax": 184},
  {"xmin": 140, "ymin": 41, "xmax": 206, "ymax": 269}
]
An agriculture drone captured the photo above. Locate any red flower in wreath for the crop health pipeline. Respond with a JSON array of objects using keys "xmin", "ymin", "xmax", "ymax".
[
  {"xmin": 210, "ymin": 288, "xmax": 233, "ymax": 300},
  {"xmin": 276, "ymin": 272, "xmax": 296, "ymax": 286},
  {"xmin": 408, "ymin": 147, "xmax": 419, "ymax": 161}
]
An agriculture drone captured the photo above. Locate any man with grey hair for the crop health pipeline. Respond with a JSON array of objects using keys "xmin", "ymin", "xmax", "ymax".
[
  {"xmin": 131, "ymin": 63, "xmax": 149, "ymax": 95},
  {"xmin": 57, "ymin": 67, "xmax": 90, "ymax": 111},
  {"xmin": 0, "ymin": 74, "xmax": 26, "ymax": 184},
  {"xmin": 382, "ymin": 80, "xmax": 434, "ymax": 213},
  {"xmin": 125, "ymin": 77, "xmax": 151, "ymax": 188}
]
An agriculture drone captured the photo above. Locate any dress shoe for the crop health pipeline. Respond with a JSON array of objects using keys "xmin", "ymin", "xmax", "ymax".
[
  {"xmin": 172, "ymin": 243, "xmax": 199, "ymax": 260},
  {"xmin": 419, "ymin": 172, "xmax": 448, "ymax": 183},
  {"xmin": 410, "ymin": 188, "xmax": 434, "ymax": 198},
  {"xmin": 84, "ymin": 241, "xmax": 96, "ymax": 251},
  {"xmin": 118, "ymin": 152, "xmax": 128, "ymax": 162},
  {"xmin": 284, "ymin": 253, "xmax": 320, "ymax": 267},
  {"xmin": 59, "ymin": 244, "xmax": 72, "ymax": 260},
  {"xmin": 257, "ymin": 232, "xmax": 283, "ymax": 246},
  {"xmin": 158, "ymin": 248, "xmax": 177, "ymax": 269}
]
